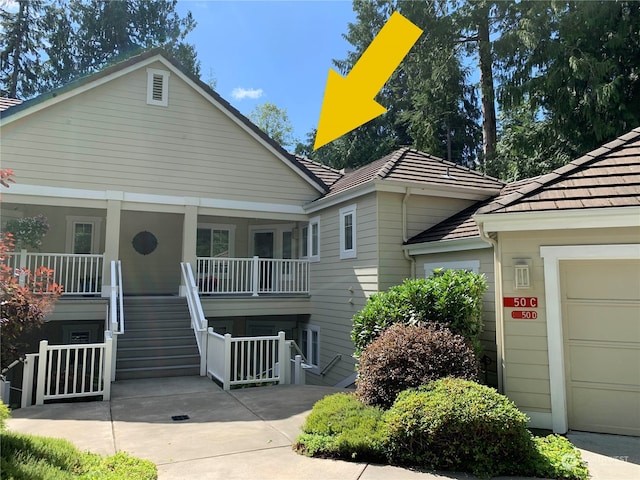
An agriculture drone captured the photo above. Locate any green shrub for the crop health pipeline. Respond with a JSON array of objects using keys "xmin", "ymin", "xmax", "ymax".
[
  {"xmin": 0, "ymin": 400, "xmax": 9, "ymax": 431},
  {"xmin": 383, "ymin": 378, "xmax": 533, "ymax": 478},
  {"xmin": 294, "ymin": 393, "xmax": 386, "ymax": 462},
  {"xmin": 524, "ymin": 435, "xmax": 590, "ymax": 480},
  {"xmin": 351, "ymin": 271, "xmax": 487, "ymax": 357},
  {"xmin": 356, "ymin": 324, "xmax": 479, "ymax": 408}
]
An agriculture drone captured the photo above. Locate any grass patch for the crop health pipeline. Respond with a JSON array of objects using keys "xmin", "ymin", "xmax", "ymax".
[{"xmin": 1, "ymin": 431, "xmax": 157, "ymax": 479}]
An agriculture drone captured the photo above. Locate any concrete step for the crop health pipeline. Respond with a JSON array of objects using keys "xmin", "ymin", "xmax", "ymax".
[
  {"xmin": 115, "ymin": 364, "xmax": 201, "ymax": 380},
  {"xmin": 117, "ymin": 353, "xmax": 201, "ymax": 370}
]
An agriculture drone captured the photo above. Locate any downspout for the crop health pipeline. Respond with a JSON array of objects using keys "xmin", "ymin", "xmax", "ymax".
[
  {"xmin": 477, "ymin": 220, "xmax": 505, "ymax": 393},
  {"xmin": 402, "ymin": 188, "xmax": 416, "ymax": 279}
]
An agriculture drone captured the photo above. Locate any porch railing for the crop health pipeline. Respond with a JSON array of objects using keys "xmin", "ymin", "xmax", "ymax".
[
  {"xmin": 22, "ymin": 332, "xmax": 113, "ymax": 407},
  {"xmin": 196, "ymin": 256, "xmax": 309, "ymax": 296},
  {"xmin": 8, "ymin": 250, "xmax": 104, "ymax": 295},
  {"xmin": 206, "ymin": 329, "xmax": 306, "ymax": 390}
]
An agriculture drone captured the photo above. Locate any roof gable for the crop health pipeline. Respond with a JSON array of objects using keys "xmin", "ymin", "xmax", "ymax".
[{"xmin": 1, "ymin": 48, "xmax": 327, "ymax": 194}]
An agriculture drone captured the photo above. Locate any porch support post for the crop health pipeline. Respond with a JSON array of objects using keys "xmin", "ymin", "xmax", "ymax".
[
  {"xmin": 180, "ymin": 203, "xmax": 199, "ymax": 297},
  {"xmin": 103, "ymin": 194, "xmax": 122, "ymax": 297}
]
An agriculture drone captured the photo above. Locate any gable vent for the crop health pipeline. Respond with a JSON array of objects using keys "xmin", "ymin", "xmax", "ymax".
[
  {"xmin": 147, "ymin": 68, "xmax": 169, "ymax": 106},
  {"xmin": 152, "ymin": 74, "xmax": 164, "ymax": 101}
]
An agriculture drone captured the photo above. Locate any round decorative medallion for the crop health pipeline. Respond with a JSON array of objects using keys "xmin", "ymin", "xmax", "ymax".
[{"xmin": 132, "ymin": 231, "xmax": 158, "ymax": 255}]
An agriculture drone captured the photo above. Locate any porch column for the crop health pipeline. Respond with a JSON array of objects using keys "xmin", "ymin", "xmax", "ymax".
[
  {"xmin": 102, "ymin": 194, "xmax": 122, "ymax": 297},
  {"xmin": 180, "ymin": 202, "xmax": 198, "ymax": 296}
]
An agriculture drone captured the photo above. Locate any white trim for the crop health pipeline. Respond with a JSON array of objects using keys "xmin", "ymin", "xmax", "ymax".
[
  {"xmin": 475, "ymin": 206, "xmax": 640, "ymax": 233},
  {"xmin": 304, "ymin": 180, "xmax": 499, "ymax": 213},
  {"xmin": 308, "ymin": 216, "xmax": 320, "ymax": 262},
  {"xmin": 404, "ymin": 236, "xmax": 491, "ymax": 255},
  {"xmin": 197, "ymin": 223, "xmax": 236, "ymax": 258},
  {"xmin": 146, "ymin": 68, "xmax": 169, "ymax": 106},
  {"xmin": 424, "ymin": 260, "xmax": 480, "ymax": 276},
  {"xmin": 301, "ymin": 324, "xmax": 321, "ymax": 375},
  {"xmin": 339, "ymin": 204, "xmax": 357, "ymax": 259},
  {"xmin": 4, "ymin": 183, "xmax": 306, "ymax": 215},
  {"xmin": 65, "ymin": 216, "xmax": 102, "ymax": 254},
  {"xmin": 539, "ymin": 243, "xmax": 640, "ymax": 434}
]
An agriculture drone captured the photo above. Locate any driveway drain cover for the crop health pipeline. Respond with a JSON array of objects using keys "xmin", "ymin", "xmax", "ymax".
[{"xmin": 171, "ymin": 415, "xmax": 190, "ymax": 421}]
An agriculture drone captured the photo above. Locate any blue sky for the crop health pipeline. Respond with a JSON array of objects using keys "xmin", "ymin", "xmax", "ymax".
[{"xmin": 176, "ymin": 0, "xmax": 357, "ymax": 146}]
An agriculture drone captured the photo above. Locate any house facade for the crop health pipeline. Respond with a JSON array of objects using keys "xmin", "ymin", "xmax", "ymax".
[
  {"xmin": 406, "ymin": 129, "xmax": 640, "ymax": 436},
  {"xmin": 0, "ymin": 49, "xmax": 503, "ymax": 387}
]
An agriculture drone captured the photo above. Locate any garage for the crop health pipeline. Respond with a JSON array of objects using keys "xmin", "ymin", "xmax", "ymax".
[{"xmin": 561, "ymin": 259, "xmax": 640, "ymax": 436}]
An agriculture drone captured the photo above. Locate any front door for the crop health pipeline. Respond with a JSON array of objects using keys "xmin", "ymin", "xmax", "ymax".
[{"xmin": 253, "ymin": 231, "xmax": 274, "ymax": 290}]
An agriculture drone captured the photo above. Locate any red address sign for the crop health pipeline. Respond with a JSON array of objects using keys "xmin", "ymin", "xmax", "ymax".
[
  {"xmin": 503, "ymin": 296, "xmax": 538, "ymax": 308},
  {"xmin": 511, "ymin": 310, "xmax": 538, "ymax": 320}
]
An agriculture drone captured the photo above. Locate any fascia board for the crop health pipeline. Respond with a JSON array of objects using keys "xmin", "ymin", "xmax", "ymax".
[
  {"xmin": 3, "ymin": 183, "xmax": 306, "ymax": 216},
  {"xmin": 304, "ymin": 183, "xmax": 377, "ymax": 213},
  {"xmin": 403, "ymin": 236, "xmax": 491, "ymax": 255},
  {"xmin": 475, "ymin": 206, "xmax": 640, "ymax": 233},
  {"xmin": 374, "ymin": 179, "xmax": 502, "ymax": 200}
]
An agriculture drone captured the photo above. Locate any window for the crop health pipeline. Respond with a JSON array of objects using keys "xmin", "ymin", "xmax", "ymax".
[
  {"xmin": 339, "ymin": 204, "xmax": 356, "ymax": 259},
  {"xmin": 303, "ymin": 217, "xmax": 320, "ymax": 262},
  {"xmin": 66, "ymin": 216, "xmax": 101, "ymax": 254},
  {"xmin": 424, "ymin": 260, "xmax": 480, "ymax": 277},
  {"xmin": 146, "ymin": 68, "xmax": 169, "ymax": 106},
  {"xmin": 196, "ymin": 224, "xmax": 235, "ymax": 257},
  {"xmin": 301, "ymin": 325, "xmax": 320, "ymax": 373}
]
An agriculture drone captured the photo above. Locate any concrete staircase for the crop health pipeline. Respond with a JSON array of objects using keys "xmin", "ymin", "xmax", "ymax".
[{"xmin": 115, "ymin": 297, "xmax": 201, "ymax": 380}]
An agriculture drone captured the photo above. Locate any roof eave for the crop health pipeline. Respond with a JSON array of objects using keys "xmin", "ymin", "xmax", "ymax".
[
  {"xmin": 475, "ymin": 205, "xmax": 640, "ymax": 233},
  {"xmin": 404, "ymin": 236, "xmax": 491, "ymax": 255}
]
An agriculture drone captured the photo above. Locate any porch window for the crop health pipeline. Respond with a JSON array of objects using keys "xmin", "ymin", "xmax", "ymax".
[
  {"xmin": 309, "ymin": 217, "xmax": 320, "ymax": 262},
  {"xmin": 339, "ymin": 204, "xmax": 356, "ymax": 259},
  {"xmin": 301, "ymin": 325, "xmax": 320, "ymax": 373},
  {"xmin": 197, "ymin": 224, "xmax": 235, "ymax": 258},
  {"xmin": 65, "ymin": 216, "xmax": 101, "ymax": 254}
]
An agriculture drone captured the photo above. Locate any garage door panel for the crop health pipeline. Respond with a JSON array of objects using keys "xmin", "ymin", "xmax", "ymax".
[
  {"xmin": 569, "ymin": 386, "xmax": 640, "ymax": 436},
  {"xmin": 568, "ymin": 345, "xmax": 640, "ymax": 386},
  {"xmin": 563, "ymin": 260, "xmax": 640, "ymax": 300},
  {"xmin": 565, "ymin": 303, "xmax": 640, "ymax": 342},
  {"xmin": 562, "ymin": 259, "xmax": 640, "ymax": 436}
]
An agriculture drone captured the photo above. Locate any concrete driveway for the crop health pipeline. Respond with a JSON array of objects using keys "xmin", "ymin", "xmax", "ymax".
[{"xmin": 6, "ymin": 376, "xmax": 640, "ymax": 479}]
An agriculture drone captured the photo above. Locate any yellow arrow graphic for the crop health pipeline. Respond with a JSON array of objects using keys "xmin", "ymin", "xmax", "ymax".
[{"xmin": 314, "ymin": 11, "xmax": 423, "ymax": 150}]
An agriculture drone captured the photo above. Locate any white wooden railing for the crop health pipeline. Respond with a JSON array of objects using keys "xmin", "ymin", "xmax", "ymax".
[
  {"xmin": 196, "ymin": 256, "xmax": 309, "ymax": 296},
  {"xmin": 22, "ymin": 332, "xmax": 113, "ymax": 407},
  {"xmin": 106, "ymin": 260, "xmax": 124, "ymax": 382},
  {"xmin": 180, "ymin": 262, "xmax": 208, "ymax": 376},
  {"xmin": 8, "ymin": 250, "xmax": 104, "ymax": 295},
  {"xmin": 205, "ymin": 330, "xmax": 306, "ymax": 390}
]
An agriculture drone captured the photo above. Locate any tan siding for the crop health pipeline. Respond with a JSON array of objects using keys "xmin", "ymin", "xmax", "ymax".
[
  {"xmin": 306, "ymin": 193, "xmax": 378, "ymax": 386},
  {"xmin": 2, "ymin": 61, "xmax": 318, "ymax": 204},
  {"xmin": 201, "ymin": 297, "xmax": 310, "ymax": 318},
  {"xmin": 499, "ymin": 226, "xmax": 640, "ymax": 415},
  {"xmin": 406, "ymin": 195, "xmax": 475, "ymax": 239},
  {"xmin": 413, "ymin": 247, "xmax": 498, "ymax": 386},
  {"xmin": 46, "ymin": 299, "xmax": 108, "ymax": 322}
]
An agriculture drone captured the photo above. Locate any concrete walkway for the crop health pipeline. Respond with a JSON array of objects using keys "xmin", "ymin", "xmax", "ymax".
[{"xmin": 6, "ymin": 376, "xmax": 640, "ymax": 479}]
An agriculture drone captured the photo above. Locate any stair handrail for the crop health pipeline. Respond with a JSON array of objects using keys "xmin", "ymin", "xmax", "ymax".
[
  {"xmin": 109, "ymin": 260, "xmax": 125, "ymax": 335},
  {"xmin": 181, "ymin": 262, "xmax": 208, "ymax": 377}
]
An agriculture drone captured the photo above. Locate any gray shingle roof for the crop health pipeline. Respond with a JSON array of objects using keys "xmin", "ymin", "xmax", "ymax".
[{"xmin": 325, "ymin": 148, "xmax": 503, "ymax": 198}]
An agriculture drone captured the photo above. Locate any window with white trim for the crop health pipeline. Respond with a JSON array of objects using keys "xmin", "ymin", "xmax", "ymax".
[
  {"xmin": 196, "ymin": 224, "xmax": 235, "ymax": 258},
  {"xmin": 304, "ymin": 216, "xmax": 320, "ymax": 262},
  {"xmin": 339, "ymin": 204, "xmax": 356, "ymax": 259},
  {"xmin": 300, "ymin": 324, "xmax": 320, "ymax": 373},
  {"xmin": 66, "ymin": 216, "xmax": 101, "ymax": 254},
  {"xmin": 424, "ymin": 260, "xmax": 480, "ymax": 277},
  {"xmin": 146, "ymin": 68, "xmax": 170, "ymax": 106}
]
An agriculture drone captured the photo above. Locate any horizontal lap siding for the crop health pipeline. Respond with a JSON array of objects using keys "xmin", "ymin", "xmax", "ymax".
[
  {"xmin": 414, "ymin": 248, "xmax": 497, "ymax": 386},
  {"xmin": 406, "ymin": 196, "xmax": 475, "ymax": 239},
  {"xmin": 499, "ymin": 226, "xmax": 640, "ymax": 415},
  {"xmin": 307, "ymin": 194, "xmax": 378, "ymax": 386},
  {"xmin": 2, "ymin": 62, "xmax": 318, "ymax": 204},
  {"xmin": 377, "ymin": 192, "xmax": 410, "ymax": 290}
]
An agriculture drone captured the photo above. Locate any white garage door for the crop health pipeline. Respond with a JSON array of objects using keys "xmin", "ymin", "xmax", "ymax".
[{"xmin": 561, "ymin": 259, "xmax": 640, "ymax": 436}]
